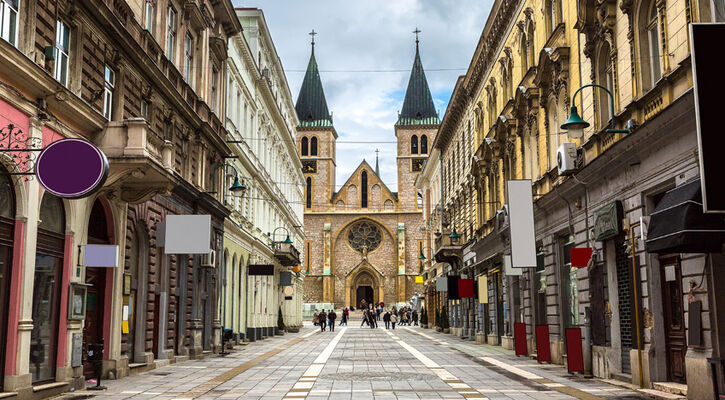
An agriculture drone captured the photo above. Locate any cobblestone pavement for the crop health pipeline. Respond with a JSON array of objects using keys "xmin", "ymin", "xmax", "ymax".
[{"xmin": 79, "ymin": 323, "xmax": 649, "ymax": 400}]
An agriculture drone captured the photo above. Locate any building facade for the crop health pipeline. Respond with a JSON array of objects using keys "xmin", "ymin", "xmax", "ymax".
[
  {"xmin": 0, "ymin": 0, "xmax": 241, "ymax": 395},
  {"xmin": 421, "ymin": 0, "xmax": 725, "ymax": 397},
  {"xmin": 301, "ymin": 38, "xmax": 437, "ymax": 309},
  {"xmin": 221, "ymin": 8, "xmax": 304, "ymax": 343}
]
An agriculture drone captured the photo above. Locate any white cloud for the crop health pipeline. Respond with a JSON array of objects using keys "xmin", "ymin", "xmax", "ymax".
[{"xmin": 240, "ymin": 0, "xmax": 492, "ymax": 188}]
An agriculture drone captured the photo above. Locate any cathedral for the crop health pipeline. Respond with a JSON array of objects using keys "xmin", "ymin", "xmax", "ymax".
[{"xmin": 297, "ymin": 35, "xmax": 440, "ymax": 308}]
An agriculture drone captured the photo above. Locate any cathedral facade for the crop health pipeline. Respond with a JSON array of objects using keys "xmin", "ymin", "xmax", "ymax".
[{"xmin": 297, "ymin": 38, "xmax": 440, "ymax": 308}]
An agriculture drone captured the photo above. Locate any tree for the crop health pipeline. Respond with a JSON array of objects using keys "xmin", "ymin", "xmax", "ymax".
[{"xmin": 277, "ymin": 306, "xmax": 285, "ymax": 331}]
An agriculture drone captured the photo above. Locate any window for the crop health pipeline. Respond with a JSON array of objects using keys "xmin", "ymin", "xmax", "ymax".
[
  {"xmin": 646, "ymin": 4, "xmax": 661, "ymax": 85},
  {"xmin": 0, "ymin": 0, "xmax": 19, "ymax": 46},
  {"xmin": 144, "ymin": 0, "xmax": 154, "ymax": 34},
  {"xmin": 210, "ymin": 67, "xmax": 217, "ymax": 112},
  {"xmin": 411, "ymin": 135, "xmax": 419, "ymax": 154},
  {"xmin": 548, "ymin": 99, "xmax": 560, "ymax": 169},
  {"xmin": 520, "ymin": 33, "xmax": 529, "ymax": 73},
  {"xmin": 141, "ymin": 100, "xmax": 148, "ymax": 119},
  {"xmin": 361, "ymin": 171, "xmax": 368, "ymax": 208},
  {"xmin": 597, "ymin": 43, "xmax": 614, "ymax": 125},
  {"xmin": 715, "ymin": 0, "xmax": 725, "ymax": 21},
  {"xmin": 166, "ymin": 7, "xmax": 176, "ymax": 60},
  {"xmin": 561, "ymin": 236, "xmax": 579, "ymax": 327},
  {"xmin": 527, "ymin": 26, "xmax": 535, "ymax": 69},
  {"xmin": 102, "ymin": 65, "xmax": 114, "ymax": 120},
  {"xmin": 305, "ymin": 177, "xmax": 312, "ymax": 208},
  {"xmin": 640, "ymin": 1, "xmax": 661, "ymax": 91},
  {"xmin": 54, "ymin": 20, "xmax": 70, "ymax": 87},
  {"xmin": 347, "ymin": 220, "xmax": 382, "ymax": 252},
  {"xmin": 421, "ymin": 135, "xmax": 428, "ymax": 154},
  {"xmin": 184, "ymin": 32, "xmax": 193, "ymax": 84},
  {"xmin": 311, "ymin": 137, "xmax": 318, "ymax": 156},
  {"xmin": 534, "ymin": 244, "xmax": 546, "ymax": 325},
  {"xmin": 301, "ymin": 137, "xmax": 308, "ymax": 156}
]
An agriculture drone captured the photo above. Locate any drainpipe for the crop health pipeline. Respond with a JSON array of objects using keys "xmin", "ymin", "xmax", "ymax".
[{"xmin": 573, "ymin": 174, "xmax": 594, "ymax": 377}]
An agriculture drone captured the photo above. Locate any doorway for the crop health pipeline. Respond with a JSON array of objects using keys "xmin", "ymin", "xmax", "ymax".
[
  {"xmin": 0, "ymin": 171, "xmax": 16, "ymax": 390},
  {"xmin": 661, "ymin": 256, "xmax": 686, "ymax": 383},
  {"xmin": 356, "ymin": 286, "xmax": 373, "ymax": 308},
  {"xmin": 84, "ymin": 199, "xmax": 111, "ymax": 378}
]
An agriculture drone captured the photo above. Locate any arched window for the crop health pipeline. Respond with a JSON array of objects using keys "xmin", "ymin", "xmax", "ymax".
[
  {"xmin": 597, "ymin": 43, "xmax": 614, "ymax": 125},
  {"xmin": 301, "ymin": 137, "xmax": 308, "ymax": 156},
  {"xmin": 306, "ymin": 177, "xmax": 312, "ymax": 208},
  {"xmin": 527, "ymin": 25, "xmax": 535, "ymax": 69},
  {"xmin": 520, "ymin": 32, "xmax": 529, "ymax": 73},
  {"xmin": 361, "ymin": 171, "xmax": 368, "ymax": 208},
  {"xmin": 311, "ymin": 137, "xmax": 318, "ymax": 156},
  {"xmin": 411, "ymin": 135, "xmax": 419, "ymax": 154},
  {"xmin": 640, "ymin": 1, "xmax": 661, "ymax": 92},
  {"xmin": 31, "ymin": 194, "xmax": 66, "ymax": 383},
  {"xmin": 420, "ymin": 135, "xmax": 428, "ymax": 154},
  {"xmin": 548, "ymin": 98, "xmax": 560, "ymax": 170}
]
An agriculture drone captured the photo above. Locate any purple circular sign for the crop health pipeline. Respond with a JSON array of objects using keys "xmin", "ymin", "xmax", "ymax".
[{"xmin": 35, "ymin": 138, "xmax": 109, "ymax": 199}]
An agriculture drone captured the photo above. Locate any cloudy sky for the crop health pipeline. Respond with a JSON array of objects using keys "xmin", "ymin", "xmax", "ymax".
[{"xmin": 236, "ymin": 1, "xmax": 492, "ymax": 189}]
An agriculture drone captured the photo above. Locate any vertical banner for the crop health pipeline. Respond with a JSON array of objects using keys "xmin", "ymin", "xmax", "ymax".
[
  {"xmin": 535, "ymin": 325, "xmax": 551, "ymax": 363},
  {"xmin": 514, "ymin": 322, "xmax": 527, "ymax": 356},
  {"xmin": 478, "ymin": 276, "xmax": 488, "ymax": 304},
  {"xmin": 507, "ymin": 180, "xmax": 537, "ymax": 268},
  {"xmin": 566, "ymin": 328, "xmax": 584, "ymax": 373},
  {"xmin": 458, "ymin": 279, "xmax": 474, "ymax": 298},
  {"xmin": 447, "ymin": 276, "xmax": 460, "ymax": 300}
]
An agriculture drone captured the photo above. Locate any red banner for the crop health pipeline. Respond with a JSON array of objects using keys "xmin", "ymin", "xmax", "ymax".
[
  {"xmin": 514, "ymin": 323, "xmax": 527, "ymax": 356},
  {"xmin": 566, "ymin": 327, "xmax": 584, "ymax": 373},
  {"xmin": 570, "ymin": 248, "xmax": 593, "ymax": 267},
  {"xmin": 535, "ymin": 325, "xmax": 551, "ymax": 363},
  {"xmin": 458, "ymin": 279, "xmax": 474, "ymax": 298}
]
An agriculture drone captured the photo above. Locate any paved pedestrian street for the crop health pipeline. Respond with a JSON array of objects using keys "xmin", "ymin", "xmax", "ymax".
[{"xmin": 79, "ymin": 324, "xmax": 648, "ymax": 400}]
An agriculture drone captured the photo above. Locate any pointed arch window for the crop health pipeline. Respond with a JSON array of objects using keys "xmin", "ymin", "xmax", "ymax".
[
  {"xmin": 411, "ymin": 135, "xmax": 419, "ymax": 154},
  {"xmin": 420, "ymin": 135, "xmax": 428, "ymax": 154},
  {"xmin": 311, "ymin": 137, "xmax": 318, "ymax": 156},
  {"xmin": 361, "ymin": 171, "xmax": 368, "ymax": 208},
  {"xmin": 305, "ymin": 177, "xmax": 312, "ymax": 208},
  {"xmin": 597, "ymin": 43, "xmax": 614, "ymax": 125},
  {"xmin": 639, "ymin": 0, "xmax": 661, "ymax": 92},
  {"xmin": 526, "ymin": 25, "xmax": 535, "ymax": 69},
  {"xmin": 301, "ymin": 137, "xmax": 308, "ymax": 156},
  {"xmin": 520, "ymin": 32, "xmax": 529, "ymax": 73}
]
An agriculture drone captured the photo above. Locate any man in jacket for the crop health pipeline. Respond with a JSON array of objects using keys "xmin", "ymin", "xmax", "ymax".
[
  {"xmin": 412, "ymin": 309, "xmax": 419, "ymax": 326},
  {"xmin": 319, "ymin": 309, "xmax": 327, "ymax": 332},
  {"xmin": 383, "ymin": 309, "xmax": 391, "ymax": 329},
  {"xmin": 327, "ymin": 309, "xmax": 337, "ymax": 332}
]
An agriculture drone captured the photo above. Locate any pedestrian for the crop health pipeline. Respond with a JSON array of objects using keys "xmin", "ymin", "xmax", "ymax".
[
  {"xmin": 390, "ymin": 312, "xmax": 398, "ymax": 330},
  {"xmin": 412, "ymin": 309, "xmax": 419, "ymax": 326},
  {"xmin": 313, "ymin": 309, "xmax": 319, "ymax": 326},
  {"xmin": 383, "ymin": 309, "xmax": 391, "ymax": 329},
  {"xmin": 360, "ymin": 299, "xmax": 367, "ymax": 311},
  {"xmin": 361, "ymin": 309, "xmax": 369, "ymax": 327},
  {"xmin": 328, "ymin": 309, "xmax": 337, "ymax": 332},
  {"xmin": 376, "ymin": 306, "xmax": 382, "ymax": 320},
  {"xmin": 340, "ymin": 307, "xmax": 348, "ymax": 326},
  {"xmin": 319, "ymin": 309, "xmax": 327, "ymax": 332},
  {"xmin": 369, "ymin": 309, "xmax": 376, "ymax": 329}
]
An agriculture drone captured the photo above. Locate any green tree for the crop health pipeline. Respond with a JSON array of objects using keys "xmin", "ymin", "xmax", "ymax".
[{"xmin": 277, "ymin": 306, "xmax": 285, "ymax": 331}]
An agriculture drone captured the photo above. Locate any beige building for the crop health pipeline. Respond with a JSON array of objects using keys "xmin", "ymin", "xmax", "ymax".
[{"xmin": 300, "ymin": 38, "xmax": 438, "ymax": 309}]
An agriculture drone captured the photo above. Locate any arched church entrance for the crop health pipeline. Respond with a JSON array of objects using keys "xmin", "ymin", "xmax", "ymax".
[
  {"xmin": 354, "ymin": 273, "xmax": 375, "ymax": 308},
  {"xmin": 346, "ymin": 262, "xmax": 383, "ymax": 308}
]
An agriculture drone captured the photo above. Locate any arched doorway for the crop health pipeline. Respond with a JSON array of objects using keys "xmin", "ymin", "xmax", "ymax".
[
  {"xmin": 31, "ymin": 193, "xmax": 65, "ymax": 383},
  {"xmin": 346, "ymin": 262, "xmax": 383, "ymax": 308},
  {"xmin": 125, "ymin": 224, "xmax": 149, "ymax": 363},
  {"xmin": 356, "ymin": 285, "xmax": 373, "ymax": 308},
  {"xmin": 0, "ymin": 170, "xmax": 15, "ymax": 390},
  {"xmin": 84, "ymin": 198, "xmax": 113, "ymax": 377}
]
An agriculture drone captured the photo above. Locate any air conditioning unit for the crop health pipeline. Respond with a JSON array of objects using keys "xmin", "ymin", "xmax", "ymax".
[
  {"xmin": 557, "ymin": 143, "xmax": 578, "ymax": 175},
  {"xmin": 201, "ymin": 250, "xmax": 216, "ymax": 268}
]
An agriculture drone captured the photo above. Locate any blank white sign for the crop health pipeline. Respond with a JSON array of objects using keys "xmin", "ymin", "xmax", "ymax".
[
  {"xmin": 83, "ymin": 244, "xmax": 119, "ymax": 267},
  {"xmin": 164, "ymin": 215, "xmax": 211, "ymax": 254},
  {"xmin": 507, "ymin": 180, "xmax": 537, "ymax": 268},
  {"xmin": 504, "ymin": 254, "xmax": 522, "ymax": 276}
]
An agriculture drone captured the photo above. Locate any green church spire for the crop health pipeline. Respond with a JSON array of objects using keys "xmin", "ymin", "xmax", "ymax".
[
  {"xmin": 396, "ymin": 28, "xmax": 440, "ymax": 127},
  {"xmin": 295, "ymin": 30, "xmax": 333, "ymax": 128}
]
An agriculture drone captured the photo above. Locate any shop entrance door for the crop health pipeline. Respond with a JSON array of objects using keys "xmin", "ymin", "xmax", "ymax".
[
  {"xmin": 661, "ymin": 256, "xmax": 686, "ymax": 383},
  {"xmin": 84, "ymin": 267, "xmax": 105, "ymax": 378}
]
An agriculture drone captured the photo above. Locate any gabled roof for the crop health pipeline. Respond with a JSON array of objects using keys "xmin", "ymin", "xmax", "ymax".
[
  {"xmin": 331, "ymin": 160, "xmax": 398, "ymax": 204},
  {"xmin": 295, "ymin": 46, "xmax": 333, "ymax": 128},
  {"xmin": 396, "ymin": 42, "xmax": 440, "ymax": 127}
]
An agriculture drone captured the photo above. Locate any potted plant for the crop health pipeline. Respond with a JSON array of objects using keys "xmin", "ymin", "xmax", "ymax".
[
  {"xmin": 441, "ymin": 306, "xmax": 450, "ymax": 334},
  {"xmin": 420, "ymin": 306, "xmax": 428, "ymax": 328},
  {"xmin": 277, "ymin": 306, "xmax": 285, "ymax": 335}
]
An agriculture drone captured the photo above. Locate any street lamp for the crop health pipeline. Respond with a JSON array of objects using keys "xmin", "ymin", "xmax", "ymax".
[
  {"xmin": 448, "ymin": 218, "xmax": 474, "ymax": 245},
  {"xmin": 561, "ymin": 84, "xmax": 631, "ymax": 139},
  {"xmin": 206, "ymin": 163, "xmax": 246, "ymax": 195}
]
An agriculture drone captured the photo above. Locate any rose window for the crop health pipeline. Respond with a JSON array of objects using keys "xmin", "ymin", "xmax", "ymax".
[{"xmin": 347, "ymin": 221, "xmax": 382, "ymax": 253}]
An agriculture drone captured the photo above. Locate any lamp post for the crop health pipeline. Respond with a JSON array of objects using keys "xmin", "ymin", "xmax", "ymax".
[
  {"xmin": 561, "ymin": 84, "xmax": 632, "ymax": 139},
  {"xmin": 206, "ymin": 163, "xmax": 246, "ymax": 196},
  {"xmin": 448, "ymin": 218, "xmax": 476, "ymax": 246}
]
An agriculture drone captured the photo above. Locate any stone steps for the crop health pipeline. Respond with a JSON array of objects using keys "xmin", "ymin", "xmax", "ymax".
[{"xmin": 651, "ymin": 382, "xmax": 687, "ymax": 397}]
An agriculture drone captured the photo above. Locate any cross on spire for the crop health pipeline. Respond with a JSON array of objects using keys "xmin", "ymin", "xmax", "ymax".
[
  {"xmin": 413, "ymin": 27, "xmax": 421, "ymax": 50},
  {"xmin": 309, "ymin": 29, "xmax": 317, "ymax": 53}
]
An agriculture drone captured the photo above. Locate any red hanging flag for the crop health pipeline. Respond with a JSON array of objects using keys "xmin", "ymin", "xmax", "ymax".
[
  {"xmin": 458, "ymin": 278, "xmax": 474, "ymax": 298},
  {"xmin": 570, "ymin": 248, "xmax": 593, "ymax": 267}
]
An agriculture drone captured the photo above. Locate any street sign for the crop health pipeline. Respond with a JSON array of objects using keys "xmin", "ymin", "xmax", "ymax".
[{"xmin": 35, "ymin": 138, "xmax": 109, "ymax": 198}]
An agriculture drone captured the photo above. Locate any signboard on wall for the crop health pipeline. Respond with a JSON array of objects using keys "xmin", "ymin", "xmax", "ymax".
[
  {"xmin": 83, "ymin": 244, "xmax": 119, "ymax": 267},
  {"xmin": 506, "ymin": 180, "xmax": 537, "ymax": 268},
  {"xmin": 249, "ymin": 264, "xmax": 274, "ymax": 276},
  {"xmin": 164, "ymin": 215, "xmax": 211, "ymax": 254}
]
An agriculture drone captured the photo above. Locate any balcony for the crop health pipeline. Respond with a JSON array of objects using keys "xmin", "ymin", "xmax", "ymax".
[
  {"xmin": 433, "ymin": 230, "xmax": 464, "ymax": 265},
  {"xmin": 273, "ymin": 241, "xmax": 301, "ymax": 267},
  {"xmin": 98, "ymin": 118, "xmax": 177, "ymax": 204}
]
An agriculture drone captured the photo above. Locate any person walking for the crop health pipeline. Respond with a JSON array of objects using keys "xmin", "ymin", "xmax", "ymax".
[
  {"xmin": 319, "ymin": 309, "xmax": 327, "ymax": 332},
  {"xmin": 361, "ymin": 309, "xmax": 369, "ymax": 327},
  {"xmin": 313, "ymin": 309, "xmax": 319, "ymax": 326},
  {"xmin": 369, "ymin": 309, "xmax": 376, "ymax": 329},
  {"xmin": 340, "ymin": 307, "xmax": 348, "ymax": 326},
  {"xmin": 327, "ymin": 309, "xmax": 337, "ymax": 332},
  {"xmin": 376, "ymin": 306, "xmax": 382, "ymax": 321},
  {"xmin": 383, "ymin": 309, "xmax": 391, "ymax": 329},
  {"xmin": 412, "ymin": 309, "xmax": 419, "ymax": 326},
  {"xmin": 390, "ymin": 312, "xmax": 398, "ymax": 330}
]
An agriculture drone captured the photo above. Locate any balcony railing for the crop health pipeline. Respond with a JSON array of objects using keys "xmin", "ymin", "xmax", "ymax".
[{"xmin": 273, "ymin": 242, "xmax": 301, "ymax": 267}]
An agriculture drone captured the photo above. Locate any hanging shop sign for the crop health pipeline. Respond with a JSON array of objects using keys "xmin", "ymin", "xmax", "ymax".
[
  {"xmin": 82, "ymin": 244, "xmax": 119, "ymax": 267},
  {"xmin": 35, "ymin": 138, "xmax": 109, "ymax": 198},
  {"xmin": 164, "ymin": 215, "xmax": 212, "ymax": 254},
  {"xmin": 415, "ymin": 275, "xmax": 424, "ymax": 283},
  {"xmin": 504, "ymin": 255, "xmax": 522, "ymax": 276},
  {"xmin": 506, "ymin": 180, "xmax": 537, "ymax": 268},
  {"xmin": 249, "ymin": 264, "xmax": 274, "ymax": 275},
  {"xmin": 435, "ymin": 276, "xmax": 448, "ymax": 291},
  {"xmin": 570, "ymin": 248, "xmax": 594, "ymax": 268},
  {"xmin": 593, "ymin": 201, "xmax": 624, "ymax": 241},
  {"xmin": 280, "ymin": 271, "xmax": 293, "ymax": 286}
]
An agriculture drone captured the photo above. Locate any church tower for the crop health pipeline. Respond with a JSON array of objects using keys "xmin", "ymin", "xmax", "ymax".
[
  {"xmin": 296, "ymin": 32, "xmax": 337, "ymax": 213},
  {"xmin": 395, "ymin": 31, "xmax": 440, "ymax": 210}
]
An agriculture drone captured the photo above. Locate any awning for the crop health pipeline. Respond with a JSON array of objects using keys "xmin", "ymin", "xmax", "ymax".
[{"xmin": 646, "ymin": 179, "xmax": 725, "ymax": 254}]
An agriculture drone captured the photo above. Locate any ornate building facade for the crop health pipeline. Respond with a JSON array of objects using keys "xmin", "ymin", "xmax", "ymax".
[{"xmin": 300, "ymin": 38, "xmax": 438, "ymax": 309}]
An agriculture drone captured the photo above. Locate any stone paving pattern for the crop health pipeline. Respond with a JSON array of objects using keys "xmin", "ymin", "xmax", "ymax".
[{"xmin": 79, "ymin": 323, "xmax": 649, "ymax": 400}]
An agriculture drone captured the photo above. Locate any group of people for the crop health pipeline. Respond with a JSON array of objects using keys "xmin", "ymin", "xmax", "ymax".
[
  {"xmin": 361, "ymin": 304, "xmax": 418, "ymax": 330},
  {"xmin": 313, "ymin": 307, "xmax": 350, "ymax": 332}
]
